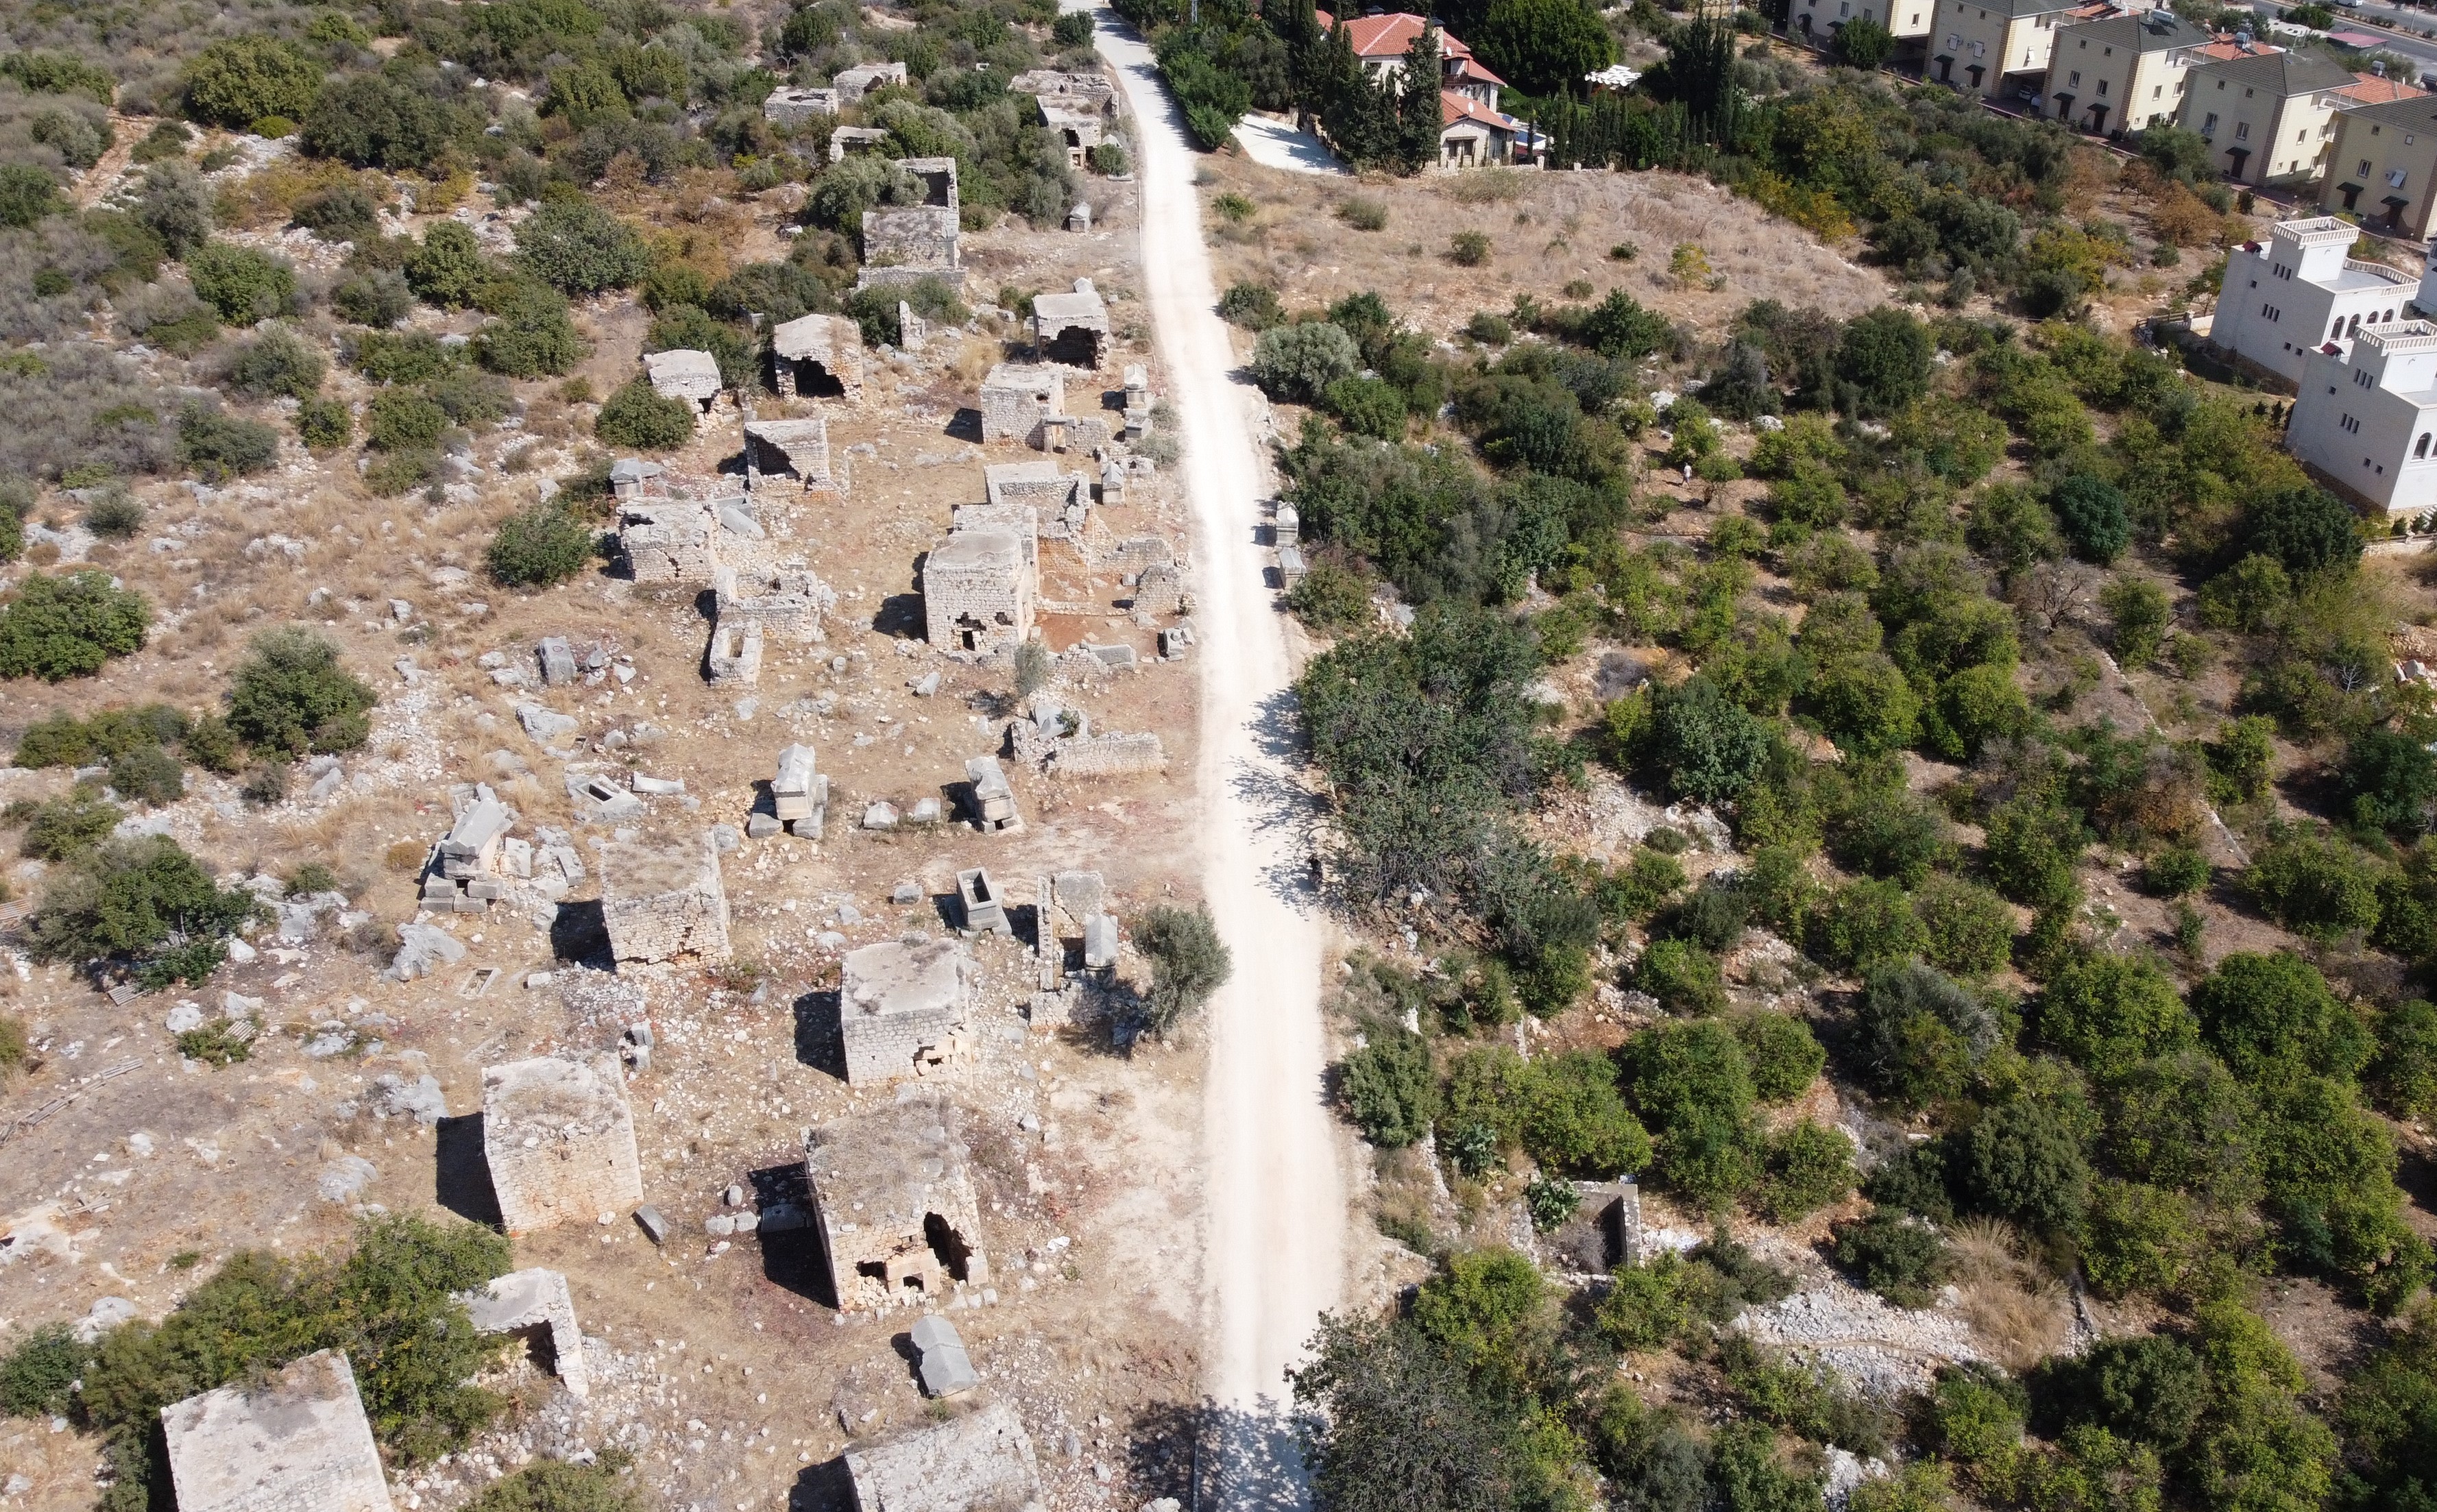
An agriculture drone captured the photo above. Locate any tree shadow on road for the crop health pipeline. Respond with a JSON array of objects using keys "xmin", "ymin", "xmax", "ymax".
[
  {"xmin": 1127, "ymin": 1396, "xmax": 1313, "ymax": 1512},
  {"xmin": 1227, "ymin": 687, "xmax": 1325, "ymax": 910}
]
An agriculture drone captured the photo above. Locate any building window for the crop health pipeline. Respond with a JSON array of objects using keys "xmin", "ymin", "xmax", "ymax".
[
  {"xmin": 2392, "ymin": 168, "xmax": 2410, "ymax": 188},
  {"xmin": 2070, "ymin": 69, "xmax": 2081, "ymax": 85},
  {"xmin": 2204, "ymin": 111, "xmax": 2218, "ymax": 132},
  {"xmin": 2418, "ymin": 432, "xmax": 2432, "ymax": 459},
  {"xmin": 2333, "ymin": 316, "xmax": 2347, "ymax": 339},
  {"xmin": 2343, "ymin": 414, "xmax": 2362, "ymax": 433},
  {"xmin": 2097, "ymin": 79, "xmax": 2107, "ymax": 95},
  {"xmin": 2362, "ymin": 158, "xmax": 2376, "ymax": 177},
  {"xmin": 2235, "ymin": 121, "xmax": 2248, "ymax": 140}
]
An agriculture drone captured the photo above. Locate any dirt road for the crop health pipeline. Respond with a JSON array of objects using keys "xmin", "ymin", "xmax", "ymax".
[{"xmin": 1078, "ymin": 0, "xmax": 1350, "ymax": 1476}]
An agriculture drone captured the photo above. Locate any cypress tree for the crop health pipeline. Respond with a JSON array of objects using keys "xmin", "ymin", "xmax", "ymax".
[{"xmin": 1397, "ymin": 25, "xmax": 1444, "ymax": 173}]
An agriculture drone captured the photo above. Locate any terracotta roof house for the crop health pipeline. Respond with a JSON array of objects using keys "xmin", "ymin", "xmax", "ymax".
[{"xmin": 1313, "ymin": 10, "xmax": 1541, "ymax": 167}]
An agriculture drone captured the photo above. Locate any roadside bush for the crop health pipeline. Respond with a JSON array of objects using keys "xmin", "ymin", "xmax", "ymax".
[
  {"xmin": 594, "ymin": 376, "xmax": 694, "ymax": 451},
  {"xmin": 1734, "ymin": 1013, "xmax": 1824, "ymax": 1101},
  {"xmin": 186, "ymin": 241, "xmax": 295, "ymax": 326},
  {"xmin": 487, "ymin": 504, "xmax": 597, "ymax": 589},
  {"xmin": 1220, "ymin": 282, "xmax": 1283, "ymax": 330},
  {"xmin": 1830, "ymin": 1207, "xmax": 1948, "ymax": 1306},
  {"xmin": 226, "ymin": 626, "xmax": 376, "ymax": 755},
  {"xmin": 227, "ymin": 326, "xmax": 325, "ymax": 399},
  {"xmin": 0, "ymin": 570, "xmax": 150, "ymax": 680},
  {"xmin": 1135, "ymin": 904, "xmax": 1231, "ymax": 1036},
  {"xmin": 1287, "ymin": 561, "xmax": 1372, "ymax": 634},
  {"xmin": 516, "ymin": 199, "xmax": 648, "ymax": 295},
  {"xmin": 1339, "ymin": 1025, "xmax": 1435, "ymax": 1147},
  {"xmin": 1252, "ymin": 321, "xmax": 1359, "ymax": 404}
]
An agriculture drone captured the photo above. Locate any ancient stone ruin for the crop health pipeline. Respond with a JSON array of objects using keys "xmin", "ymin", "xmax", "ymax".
[
  {"xmin": 859, "ymin": 157, "xmax": 960, "ymax": 291},
  {"xmin": 829, "ymin": 125, "xmax": 890, "ymax": 160},
  {"xmin": 461, "ymin": 1267, "xmax": 590, "ymax": 1397},
  {"xmin": 963, "ymin": 755, "xmax": 1021, "ymax": 834},
  {"xmin": 644, "ymin": 348, "xmax": 725, "ymax": 422},
  {"xmin": 769, "ymin": 313, "xmax": 866, "ymax": 402},
  {"xmin": 601, "ymin": 829, "xmax": 732, "ymax": 964},
  {"xmin": 420, "ymin": 783, "xmax": 520, "ymax": 914},
  {"xmin": 714, "ymin": 564, "xmax": 831, "ymax": 644},
  {"xmin": 706, "ymin": 622, "xmax": 762, "ymax": 684},
  {"xmin": 1008, "ymin": 697, "xmax": 1168, "ymax": 778},
  {"xmin": 923, "ymin": 528, "xmax": 1036, "ymax": 655},
  {"xmin": 910, "ymin": 1314, "xmax": 980, "ymax": 1398},
  {"xmin": 481, "ymin": 1054, "xmax": 644, "ymax": 1234},
  {"xmin": 1124, "ymin": 364, "xmax": 1152, "ymax": 439},
  {"xmin": 1274, "ymin": 502, "xmax": 1300, "ymax": 548},
  {"xmin": 838, "ymin": 937, "xmax": 970, "ymax": 1085},
  {"xmin": 958, "ymin": 866, "xmax": 1010, "ymax": 934},
  {"xmin": 162, "ymin": 1349, "xmax": 394, "ymax": 1512},
  {"xmin": 763, "ymin": 84, "xmax": 837, "ymax": 125},
  {"xmin": 978, "ymin": 363, "xmax": 1065, "ymax": 447},
  {"xmin": 1011, "ymin": 68, "xmax": 1117, "ymax": 165},
  {"xmin": 804, "ymin": 1090, "xmax": 991, "ymax": 1307},
  {"xmin": 832, "ymin": 60, "xmax": 908, "ymax": 102},
  {"xmin": 1033, "ymin": 278, "xmax": 1111, "ymax": 369},
  {"xmin": 1134, "ymin": 561, "xmax": 1187, "ymax": 616},
  {"xmin": 618, "ymin": 497, "xmax": 718, "ymax": 583},
  {"xmin": 984, "ymin": 459, "xmax": 1091, "ymax": 538},
  {"xmin": 760, "ymin": 742, "xmax": 829, "ymax": 839},
  {"xmin": 609, "ymin": 456, "xmax": 666, "ymax": 501},
  {"xmin": 844, "ymin": 1404, "xmax": 1041, "ymax": 1512},
  {"xmin": 744, "ymin": 415, "xmax": 840, "ymax": 491}
]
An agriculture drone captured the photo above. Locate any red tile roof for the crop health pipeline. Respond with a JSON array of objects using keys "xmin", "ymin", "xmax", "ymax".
[
  {"xmin": 1440, "ymin": 88, "xmax": 1508, "ymax": 128},
  {"xmin": 2339, "ymin": 71, "xmax": 2427, "ymax": 103},
  {"xmin": 1332, "ymin": 11, "xmax": 1477, "ymax": 63},
  {"xmin": 2188, "ymin": 38, "xmax": 2280, "ymax": 60}
]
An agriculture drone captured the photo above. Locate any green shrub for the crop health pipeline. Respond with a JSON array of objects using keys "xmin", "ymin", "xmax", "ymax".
[
  {"xmin": 1135, "ymin": 903, "xmax": 1231, "ymax": 1036},
  {"xmin": 1518, "ymin": 1050, "xmax": 1649, "ymax": 1175},
  {"xmin": 226, "ymin": 326, "xmax": 324, "ymax": 398},
  {"xmin": 332, "ymin": 269, "xmax": 413, "ymax": 327},
  {"xmin": 2192, "ymin": 949, "xmax": 2370, "ymax": 1084},
  {"xmin": 594, "ymin": 376, "xmax": 694, "ymax": 451},
  {"xmin": 366, "ymin": 388, "xmax": 450, "ymax": 452},
  {"xmin": 1325, "ymin": 375, "xmax": 1407, "ymax": 440},
  {"xmin": 1635, "ymin": 937, "xmax": 1726, "ymax": 1016},
  {"xmin": 463, "ymin": 1458, "xmax": 643, "ymax": 1511},
  {"xmin": 2347, "ymin": 724, "xmax": 2437, "ymax": 840},
  {"xmin": 1983, "ymin": 798, "xmax": 2088, "ymax": 911},
  {"xmin": 186, "ymin": 241, "xmax": 295, "ymax": 326},
  {"xmin": 1339, "ymin": 1026, "xmax": 1435, "ymax": 1147},
  {"xmin": 1219, "ymin": 281, "xmax": 1283, "ymax": 330},
  {"xmin": 1829, "ymin": 1207, "xmax": 1948, "ymax": 1305},
  {"xmin": 1252, "ymin": 321, "xmax": 1360, "ymax": 404},
  {"xmin": 1912, "ymin": 873, "xmax": 2014, "ymax": 975},
  {"xmin": 27, "ymin": 833, "xmax": 253, "ymax": 969},
  {"xmin": 2078, "ymin": 1178, "xmax": 2203, "ymax": 1297},
  {"xmin": 405, "ymin": 221, "xmax": 492, "ymax": 308},
  {"xmin": 2142, "ymin": 844, "xmax": 2211, "ymax": 897},
  {"xmin": 19, "ymin": 793, "xmax": 125, "ymax": 860},
  {"xmin": 296, "ymin": 397, "xmax": 352, "ymax": 450},
  {"xmin": 2373, "ymin": 997, "xmax": 2437, "ymax": 1126},
  {"xmin": 82, "ymin": 488, "xmax": 145, "ymax": 541},
  {"xmin": 1448, "ymin": 230, "xmax": 1491, "ymax": 267},
  {"xmin": 1734, "ymin": 1012, "xmax": 1824, "ymax": 1101},
  {"xmin": 1595, "ymin": 1252, "xmax": 1706, "ymax": 1350},
  {"xmin": 516, "ymin": 199, "xmax": 648, "ymax": 295},
  {"xmin": 1959, "ymin": 1098, "xmax": 2090, "ymax": 1232},
  {"xmin": 486, "ymin": 504, "xmax": 597, "ymax": 589},
  {"xmin": 0, "ymin": 570, "xmax": 150, "ymax": 680},
  {"xmin": 1811, "ymin": 877, "xmax": 1928, "ymax": 971},
  {"xmin": 178, "ymin": 404, "xmax": 280, "ymax": 480},
  {"xmin": 0, "ymin": 164, "xmax": 64, "ymax": 229},
  {"xmin": 110, "ymin": 744, "xmax": 184, "ymax": 806},
  {"xmin": 1756, "ymin": 1120, "xmax": 1854, "ymax": 1221},
  {"xmin": 182, "ymin": 36, "xmax": 322, "ymax": 130},
  {"xmin": 227, "ymin": 626, "xmax": 376, "ymax": 756},
  {"xmin": 1287, "ymin": 560, "xmax": 1372, "ymax": 634},
  {"xmin": 2035, "ymin": 951, "xmax": 2196, "ymax": 1069},
  {"xmin": 2050, "ymin": 474, "xmax": 2130, "ymax": 565},
  {"xmin": 1645, "ymin": 675, "xmax": 1769, "ymax": 805},
  {"xmin": 1599, "ymin": 848, "xmax": 1687, "ymax": 923},
  {"xmin": 0, "ymin": 1324, "xmax": 88, "ymax": 1417},
  {"xmin": 476, "ymin": 281, "xmax": 587, "ymax": 377}
]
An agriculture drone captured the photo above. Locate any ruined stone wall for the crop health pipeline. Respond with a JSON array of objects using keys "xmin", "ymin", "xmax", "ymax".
[
  {"xmin": 923, "ymin": 536, "xmax": 1034, "ymax": 654},
  {"xmin": 1048, "ymin": 733, "xmax": 1167, "ymax": 777},
  {"xmin": 979, "ymin": 367, "xmax": 1064, "ymax": 444},
  {"xmin": 861, "ymin": 206, "xmax": 960, "ymax": 272},
  {"xmin": 841, "ymin": 999, "xmax": 960, "ymax": 1085},
  {"xmin": 621, "ymin": 505, "xmax": 716, "ymax": 583},
  {"xmin": 162, "ymin": 1351, "xmax": 394, "ymax": 1512},
  {"xmin": 483, "ymin": 1057, "xmax": 644, "ymax": 1234},
  {"xmin": 601, "ymin": 838, "xmax": 732, "ymax": 962},
  {"xmin": 715, "ymin": 568, "xmax": 829, "ymax": 642}
]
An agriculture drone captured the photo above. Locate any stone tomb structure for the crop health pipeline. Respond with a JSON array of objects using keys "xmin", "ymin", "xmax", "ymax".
[
  {"xmin": 461, "ymin": 1267, "xmax": 589, "ymax": 1397},
  {"xmin": 420, "ymin": 784, "xmax": 524, "ymax": 914},
  {"xmin": 1032, "ymin": 278, "xmax": 1110, "ymax": 369},
  {"xmin": 770, "ymin": 741, "xmax": 830, "ymax": 838},
  {"xmin": 984, "ymin": 459, "xmax": 1090, "ymax": 537},
  {"xmin": 964, "ymin": 756, "xmax": 1021, "ymax": 833},
  {"xmin": 601, "ymin": 829, "xmax": 732, "ymax": 964},
  {"xmin": 829, "ymin": 125, "xmax": 890, "ymax": 160},
  {"xmin": 769, "ymin": 312, "xmax": 866, "ymax": 401},
  {"xmin": 162, "ymin": 1350, "xmax": 393, "ymax": 1512},
  {"xmin": 764, "ymin": 85, "xmax": 838, "ymax": 125},
  {"xmin": 714, "ymin": 564, "xmax": 829, "ymax": 644},
  {"xmin": 805, "ymin": 1090, "xmax": 991, "ymax": 1308},
  {"xmin": 618, "ymin": 498, "xmax": 718, "ymax": 583},
  {"xmin": 924, "ymin": 528, "xmax": 1036, "ymax": 655},
  {"xmin": 834, "ymin": 60, "xmax": 908, "ymax": 102},
  {"xmin": 838, "ymin": 937, "xmax": 971, "ymax": 1085},
  {"xmin": 482, "ymin": 1054, "xmax": 644, "ymax": 1234},
  {"xmin": 979, "ymin": 363, "xmax": 1066, "ymax": 446},
  {"xmin": 644, "ymin": 348, "xmax": 725, "ymax": 422},
  {"xmin": 859, "ymin": 157, "xmax": 960, "ymax": 291},
  {"xmin": 744, "ymin": 415, "xmax": 840, "ymax": 491},
  {"xmin": 845, "ymin": 1403, "xmax": 1042, "ymax": 1512}
]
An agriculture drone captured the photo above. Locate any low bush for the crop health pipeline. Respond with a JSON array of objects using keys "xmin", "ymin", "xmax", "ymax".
[
  {"xmin": 1287, "ymin": 560, "xmax": 1371, "ymax": 633},
  {"xmin": 1756, "ymin": 1120, "xmax": 1854, "ymax": 1221},
  {"xmin": 594, "ymin": 376, "xmax": 694, "ymax": 451},
  {"xmin": 178, "ymin": 404, "xmax": 279, "ymax": 480},
  {"xmin": 1830, "ymin": 1207, "xmax": 1949, "ymax": 1305},
  {"xmin": 1339, "ymin": 1025, "xmax": 1435, "ymax": 1147},
  {"xmin": 1219, "ymin": 281, "xmax": 1283, "ymax": 330},
  {"xmin": 226, "ymin": 326, "xmax": 325, "ymax": 399},
  {"xmin": 17, "ymin": 792, "xmax": 125, "ymax": 860},
  {"xmin": 227, "ymin": 627, "xmax": 376, "ymax": 755},
  {"xmin": 27, "ymin": 833, "xmax": 254, "ymax": 974},
  {"xmin": 1634, "ymin": 937, "xmax": 1726, "ymax": 1015},
  {"xmin": 185, "ymin": 241, "xmax": 296, "ymax": 326},
  {"xmin": 0, "ymin": 1324, "xmax": 86, "ymax": 1417},
  {"xmin": 1135, "ymin": 904, "xmax": 1231, "ymax": 1036},
  {"xmin": 1252, "ymin": 321, "xmax": 1359, "ymax": 404},
  {"xmin": 0, "ymin": 570, "xmax": 151, "ymax": 680},
  {"xmin": 296, "ymin": 397, "xmax": 352, "ymax": 450},
  {"xmin": 1735, "ymin": 1013, "xmax": 1825, "ymax": 1101},
  {"xmin": 487, "ymin": 505, "xmax": 598, "ymax": 589}
]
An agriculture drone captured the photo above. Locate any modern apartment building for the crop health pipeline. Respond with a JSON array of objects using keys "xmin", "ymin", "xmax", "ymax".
[
  {"xmin": 2287, "ymin": 318, "xmax": 2437, "ymax": 516},
  {"xmin": 2210, "ymin": 216, "xmax": 2415, "ymax": 385},
  {"xmin": 2042, "ymin": 8, "xmax": 2215, "ymax": 135},
  {"xmin": 1789, "ymin": 0, "xmax": 1936, "ymax": 50},
  {"xmin": 1929, "ymin": 0, "xmax": 2098, "ymax": 100},
  {"xmin": 2321, "ymin": 90, "xmax": 2437, "ymax": 239}
]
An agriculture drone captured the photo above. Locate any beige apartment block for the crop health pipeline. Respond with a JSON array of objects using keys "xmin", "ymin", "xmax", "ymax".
[
  {"xmin": 2044, "ymin": 8, "xmax": 2216, "ymax": 135},
  {"xmin": 2323, "ymin": 90, "xmax": 2437, "ymax": 238},
  {"xmin": 2183, "ymin": 49, "xmax": 2355, "ymax": 184}
]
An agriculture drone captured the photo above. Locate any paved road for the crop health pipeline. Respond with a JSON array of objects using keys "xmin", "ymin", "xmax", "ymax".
[
  {"xmin": 2255, "ymin": 0, "xmax": 2437, "ymax": 76},
  {"xmin": 1072, "ymin": 3, "xmax": 1348, "ymax": 1501}
]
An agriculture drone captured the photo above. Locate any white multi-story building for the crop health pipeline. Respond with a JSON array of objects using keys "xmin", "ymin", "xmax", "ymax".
[
  {"xmin": 2206, "ymin": 215, "xmax": 2415, "ymax": 386},
  {"xmin": 2287, "ymin": 319, "xmax": 2437, "ymax": 517}
]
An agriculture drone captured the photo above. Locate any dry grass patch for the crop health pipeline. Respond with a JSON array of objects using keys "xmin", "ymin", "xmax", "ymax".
[{"xmin": 1948, "ymin": 1217, "xmax": 2072, "ymax": 1372}]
